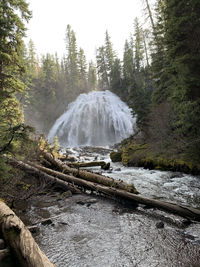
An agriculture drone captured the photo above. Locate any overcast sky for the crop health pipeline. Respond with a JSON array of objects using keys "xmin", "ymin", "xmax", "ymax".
[{"xmin": 26, "ymin": 0, "xmax": 152, "ymax": 61}]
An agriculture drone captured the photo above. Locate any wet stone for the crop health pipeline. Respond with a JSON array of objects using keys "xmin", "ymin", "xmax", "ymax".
[
  {"xmin": 170, "ymin": 172, "xmax": 183, "ymax": 179},
  {"xmin": 181, "ymin": 219, "xmax": 191, "ymax": 227},
  {"xmin": 58, "ymin": 221, "xmax": 69, "ymax": 226},
  {"xmin": 76, "ymin": 199, "xmax": 98, "ymax": 206},
  {"xmin": 114, "ymin": 168, "xmax": 121, "ymax": 172},
  {"xmin": 76, "ymin": 201, "xmax": 85, "ymax": 205},
  {"xmin": 156, "ymin": 221, "xmax": 164, "ymax": 229},
  {"xmin": 41, "ymin": 218, "xmax": 53, "ymax": 225}
]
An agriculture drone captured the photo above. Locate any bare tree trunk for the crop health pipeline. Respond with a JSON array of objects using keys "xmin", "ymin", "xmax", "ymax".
[
  {"xmin": 42, "ymin": 152, "xmax": 138, "ymax": 193},
  {"xmin": 67, "ymin": 161, "xmax": 110, "ymax": 170},
  {"xmin": 4, "ymin": 155, "xmax": 200, "ymax": 221},
  {"xmin": 144, "ymin": 0, "xmax": 155, "ymax": 31},
  {"xmin": 0, "ymin": 201, "xmax": 56, "ymax": 267},
  {"xmin": 24, "ymin": 160, "xmax": 200, "ymax": 222}
]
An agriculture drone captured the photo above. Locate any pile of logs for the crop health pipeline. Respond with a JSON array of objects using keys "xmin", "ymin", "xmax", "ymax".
[
  {"xmin": 5, "ymin": 151, "xmax": 200, "ymax": 222},
  {"xmin": 1, "ymin": 150, "xmax": 200, "ymax": 265}
]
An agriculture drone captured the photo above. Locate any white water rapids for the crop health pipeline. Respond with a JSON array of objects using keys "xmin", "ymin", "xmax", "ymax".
[
  {"xmin": 48, "ymin": 90, "xmax": 136, "ymax": 147},
  {"xmin": 23, "ymin": 147, "xmax": 200, "ymax": 267}
]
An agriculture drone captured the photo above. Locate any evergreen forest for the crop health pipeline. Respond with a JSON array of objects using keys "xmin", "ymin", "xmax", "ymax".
[
  {"xmin": 1, "ymin": 0, "xmax": 200, "ymax": 201},
  {"xmin": 1, "ymin": 1, "xmax": 200, "ymax": 265}
]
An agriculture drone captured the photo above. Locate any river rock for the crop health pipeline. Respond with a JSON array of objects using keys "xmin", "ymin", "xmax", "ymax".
[
  {"xmin": 110, "ymin": 151, "xmax": 122, "ymax": 162},
  {"xmin": 58, "ymin": 221, "xmax": 69, "ymax": 226},
  {"xmin": 0, "ymin": 239, "xmax": 5, "ymax": 250},
  {"xmin": 114, "ymin": 168, "xmax": 121, "ymax": 171},
  {"xmin": 41, "ymin": 218, "xmax": 53, "ymax": 226},
  {"xmin": 170, "ymin": 172, "xmax": 183, "ymax": 179},
  {"xmin": 156, "ymin": 221, "xmax": 164, "ymax": 229},
  {"xmin": 76, "ymin": 199, "xmax": 98, "ymax": 206},
  {"xmin": 181, "ymin": 219, "xmax": 191, "ymax": 227}
]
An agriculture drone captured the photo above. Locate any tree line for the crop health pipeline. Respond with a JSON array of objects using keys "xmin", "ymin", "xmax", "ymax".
[
  {"xmin": 23, "ymin": 17, "xmax": 152, "ymax": 134},
  {"xmin": 1, "ymin": 0, "xmax": 200, "ymax": 176}
]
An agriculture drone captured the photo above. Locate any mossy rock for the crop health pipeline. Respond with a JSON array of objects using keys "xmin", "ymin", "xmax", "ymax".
[
  {"xmin": 121, "ymin": 143, "xmax": 150, "ymax": 166},
  {"xmin": 110, "ymin": 151, "xmax": 122, "ymax": 162},
  {"xmin": 140, "ymin": 156, "xmax": 200, "ymax": 174},
  {"xmin": 118, "ymin": 139, "xmax": 200, "ymax": 174}
]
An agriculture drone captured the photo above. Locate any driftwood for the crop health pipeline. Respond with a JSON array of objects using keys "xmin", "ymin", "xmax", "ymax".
[
  {"xmin": 4, "ymin": 155, "xmax": 200, "ymax": 221},
  {"xmin": 13, "ymin": 159, "xmax": 200, "ymax": 222},
  {"xmin": 0, "ymin": 201, "xmax": 56, "ymax": 267},
  {"xmin": 67, "ymin": 161, "xmax": 110, "ymax": 170},
  {"xmin": 6, "ymin": 157, "xmax": 81, "ymax": 194},
  {"xmin": 34, "ymin": 163, "xmax": 200, "ymax": 221},
  {"xmin": 42, "ymin": 152, "xmax": 138, "ymax": 193}
]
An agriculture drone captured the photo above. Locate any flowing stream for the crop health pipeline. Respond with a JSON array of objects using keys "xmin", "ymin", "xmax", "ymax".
[
  {"xmin": 11, "ymin": 91, "xmax": 200, "ymax": 266},
  {"xmin": 20, "ymin": 147, "xmax": 200, "ymax": 267}
]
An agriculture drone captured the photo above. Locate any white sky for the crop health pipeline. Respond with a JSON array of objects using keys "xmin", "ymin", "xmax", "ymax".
[{"xmin": 26, "ymin": 0, "xmax": 151, "ymax": 61}]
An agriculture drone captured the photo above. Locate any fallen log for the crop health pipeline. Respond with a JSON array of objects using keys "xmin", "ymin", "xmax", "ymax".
[
  {"xmin": 0, "ymin": 201, "xmax": 56, "ymax": 267},
  {"xmin": 42, "ymin": 152, "xmax": 138, "ymax": 194},
  {"xmin": 5, "ymin": 156, "xmax": 200, "ymax": 221},
  {"xmin": 5, "ymin": 157, "xmax": 81, "ymax": 194},
  {"xmin": 28, "ymin": 162, "xmax": 200, "ymax": 222},
  {"xmin": 67, "ymin": 161, "xmax": 110, "ymax": 170}
]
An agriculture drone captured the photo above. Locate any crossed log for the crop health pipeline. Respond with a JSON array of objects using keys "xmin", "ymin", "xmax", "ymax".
[
  {"xmin": 4, "ymin": 153, "xmax": 200, "ymax": 222},
  {"xmin": 1, "ymin": 151, "xmax": 200, "ymax": 266}
]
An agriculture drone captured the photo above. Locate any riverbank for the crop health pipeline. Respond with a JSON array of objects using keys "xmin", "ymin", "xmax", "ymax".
[
  {"xmin": 110, "ymin": 139, "xmax": 200, "ymax": 175},
  {"xmin": 1, "ymin": 146, "xmax": 200, "ymax": 266}
]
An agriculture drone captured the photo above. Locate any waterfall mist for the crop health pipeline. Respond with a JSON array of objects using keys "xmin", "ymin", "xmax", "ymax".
[{"xmin": 48, "ymin": 90, "xmax": 136, "ymax": 147}]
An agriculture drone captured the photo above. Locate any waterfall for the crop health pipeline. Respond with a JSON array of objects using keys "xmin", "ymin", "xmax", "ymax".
[{"xmin": 48, "ymin": 90, "xmax": 136, "ymax": 147}]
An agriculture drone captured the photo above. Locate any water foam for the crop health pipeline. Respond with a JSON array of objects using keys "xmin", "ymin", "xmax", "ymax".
[{"xmin": 48, "ymin": 90, "xmax": 136, "ymax": 147}]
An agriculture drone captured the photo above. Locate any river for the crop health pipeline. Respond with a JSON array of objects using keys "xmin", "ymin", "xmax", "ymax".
[{"xmin": 17, "ymin": 147, "xmax": 200, "ymax": 267}]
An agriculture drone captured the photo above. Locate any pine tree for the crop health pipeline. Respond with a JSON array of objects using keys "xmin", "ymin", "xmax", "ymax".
[
  {"xmin": 65, "ymin": 25, "xmax": 79, "ymax": 93},
  {"xmin": 149, "ymin": 0, "xmax": 200, "ymax": 160},
  {"xmin": 134, "ymin": 18, "xmax": 144, "ymax": 73},
  {"xmin": 122, "ymin": 20, "xmax": 152, "ymax": 129},
  {"xmin": 151, "ymin": 0, "xmax": 168, "ymax": 103},
  {"xmin": 78, "ymin": 48, "xmax": 87, "ymax": 92},
  {"xmin": 96, "ymin": 46, "xmax": 109, "ymax": 90},
  {"xmin": 105, "ymin": 31, "xmax": 115, "ymax": 76},
  {"xmin": 0, "ymin": 0, "xmax": 32, "ymax": 153},
  {"xmin": 27, "ymin": 39, "xmax": 38, "ymax": 78},
  {"xmin": 110, "ymin": 58, "xmax": 122, "ymax": 95},
  {"xmin": 25, "ymin": 53, "xmax": 63, "ymax": 133},
  {"xmin": 122, "ymin": 39, "xmax": 134, "ymax": 96},
  {"xmin": 88, "ymin": 61, "xmax": 97, "ymax": 91},
  {"xmin": 163, "ymin": 0, "xmax": 200, "ymax": 157}
]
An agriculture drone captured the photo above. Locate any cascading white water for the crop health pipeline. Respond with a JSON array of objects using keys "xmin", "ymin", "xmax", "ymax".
[{"xmin": 48, "ymin": 90, "xmax": 136, "ymax": 147}]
